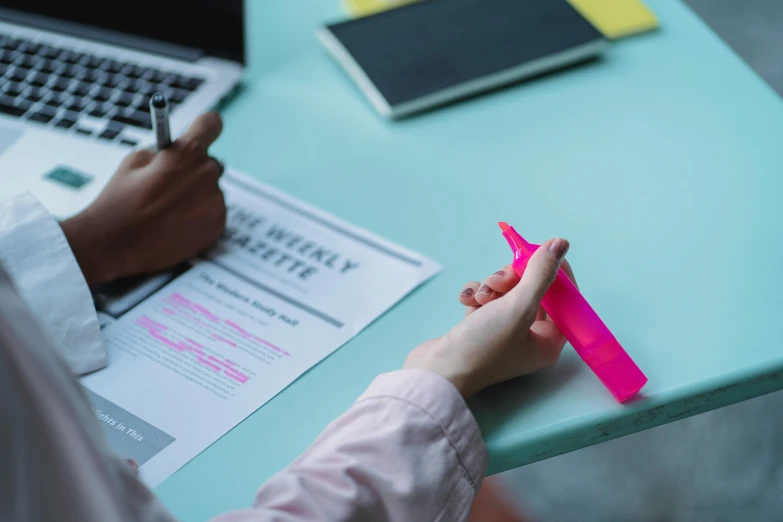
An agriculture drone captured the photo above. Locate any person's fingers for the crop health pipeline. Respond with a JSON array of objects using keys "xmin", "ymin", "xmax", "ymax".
[
  {"xmin": 178, "ymin": 111, "xmax": 223, "ymax": 150},
  {"xmin": 482, "ymin": 264, "xmax": 520, "ymax": 295},
  {"xmin": 560, "ymin": 258, "xmax": 577, "ymax": 289},
  {"xmin": 458, "ymin": 281, "xmax": 481, "ymax": 307},
  {"xmin": 190, "ymin": 155, "xmax": 224, "ymax": 183},
  {"xmin": 507, "ymin": 238, "xmax": 569, "ymax": 319},
  {"xmin": 474, "ymin": 283, "xmax": 497, "ymax": 305},
  {"xmin": 118, "ymin": 148, "xmax": 155, "ymax": 171},
  {"xmin": 528, "ymin": 320, "xmax": 568, "ymax": 368},
  {"xmin": 210, "ymin": 156, "xmax": 226, "ymax": 177}
]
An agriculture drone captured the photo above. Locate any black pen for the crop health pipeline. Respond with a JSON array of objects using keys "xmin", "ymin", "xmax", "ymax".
[{"xmin": 150, "ymin": 92, "xmax": 172, "ymax": 150}]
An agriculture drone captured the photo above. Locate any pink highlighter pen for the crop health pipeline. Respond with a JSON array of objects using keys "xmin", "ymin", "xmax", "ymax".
[{"xmin": 499, "ymin": 222, "xmax": 647, "ymax": 402}]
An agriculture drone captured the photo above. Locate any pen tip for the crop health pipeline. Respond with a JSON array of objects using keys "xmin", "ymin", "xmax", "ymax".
[{"xmin": 498, "ymin": 221, "xmax": 510, "ymax": 232}]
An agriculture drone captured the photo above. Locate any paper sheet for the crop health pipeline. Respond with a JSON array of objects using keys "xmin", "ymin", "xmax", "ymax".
[{"xmin": 81, "ymin": 170, "xmax": 441, "ymax": 487}]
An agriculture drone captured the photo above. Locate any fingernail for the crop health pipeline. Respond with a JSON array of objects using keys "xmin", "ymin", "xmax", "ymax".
[
  {"xmin": 491, "ymin": 270, "xmax": 505, "ymax": 278},
  {"xmin": 460, "ymin": 287, "xmax": 474, "ymax": 298},
  {"xmin": 477, "ymin": 284, "xmax": 493, "ymax": 296},
  {"xmin": 549, "ymin": 239, "xmax": 570, "ymax": 263}
]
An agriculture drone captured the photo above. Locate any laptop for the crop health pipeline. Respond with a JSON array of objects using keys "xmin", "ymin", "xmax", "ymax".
[{"xmin": 0, "ymin": 1, "xmax": 244, "ymax": 219}]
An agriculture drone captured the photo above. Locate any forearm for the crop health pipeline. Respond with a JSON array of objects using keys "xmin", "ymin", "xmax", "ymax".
[{"xmin": 213, "ymin": 369, "xmax": 487, "ymax": 522}]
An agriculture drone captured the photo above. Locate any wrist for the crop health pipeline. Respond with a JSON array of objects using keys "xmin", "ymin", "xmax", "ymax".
[
  {"xmin": 403, "ymin": 340, "xmax": 477, "ymax": 399},
  {"xmin": 60, "ymin": 211, "xmax": 118, "ymax": 286}
]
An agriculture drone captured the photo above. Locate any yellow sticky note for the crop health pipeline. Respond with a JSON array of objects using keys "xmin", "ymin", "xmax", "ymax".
[
  {"xmin": 567, "ymin": 0, "xmax": 659, "ymax": 40},
  {"xmin": 343, "ymin": 0, "xmax": 417, "ymax": 17}
]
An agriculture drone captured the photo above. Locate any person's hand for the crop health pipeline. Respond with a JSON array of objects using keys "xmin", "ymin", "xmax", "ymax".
[
  {"xmin": 403, "ymin": 238, "xmax": 577, "ymax": 398},
  {"xmin": 61, "ymin": 112, "xmax": 226, "ymax": 286}
]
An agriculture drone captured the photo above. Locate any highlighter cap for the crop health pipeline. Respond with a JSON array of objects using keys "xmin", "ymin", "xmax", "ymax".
[{"xmin": 581, "ymin": 338, "xmax": 647, "ymax": 403}]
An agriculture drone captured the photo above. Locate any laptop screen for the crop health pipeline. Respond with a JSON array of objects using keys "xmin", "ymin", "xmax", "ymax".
[{"xmin": 0, "ymin": 0, "xmax": 245, "ymax": 64}]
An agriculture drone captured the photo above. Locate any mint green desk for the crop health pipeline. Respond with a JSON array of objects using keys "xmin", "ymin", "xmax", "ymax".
[{"xmin": 158, "ymin": 1, "xmax": 783, "ymax": 519}]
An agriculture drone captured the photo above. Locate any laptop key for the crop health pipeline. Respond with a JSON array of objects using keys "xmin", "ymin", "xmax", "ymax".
[
  {"xmin": 136, "ymin": 82, "xmax": 156, "ymax": 97},
  {"xmin": 54, "ymin": 117, "xmax": 77, "ymax": 129},
  {"xmin": 29, "ymin": 73, "xmax": 50, "ymax": 88},
  {"xmin": 111, "ymin": 110, "xmax": 152, "ymax": 130},
  {"xmin": 72, "ymin": 82, "xmax": 92, "ymax": 97},
  {"xmin": 51, "ymin": 77, "xmax": 71, "ymax": 91},
  {"xmin": 79, "ymin": 54, "xmax": 102, "ymax": 68},
  {"xmin": 161, "ymin": 74, "xmax": 178, "ymax": 86},
  {"xmin": 0, "ymin": 96, "xmax": 27, "ymax": 117},
  {"xmin": 150, "ymin": 70, "xmax": 167, "ymax": 83},
  {"xmin": 75, "ymin": 128, "xmax": 92, "ymax": 136},
  {"xmin": 120, "ymin": 138, "xmax": 138, "ymax": 147},
  {"xmin": 93, "ymin": 88, "xmax": 113, "ymax": 103},
  {"xmin": 76, "ymin": 68, "xmax": 101, "ymax": 82},
  {"xmin": 38, "ymin": 45, "xmax": 61, "ymax": 60},
  {"xmin": 4, "ymin": 82, "xmax": 24, "ymax": 97},
  {"xmin": 40, "ymin": 104, "xmax": 57, "ymax": 116},
  {"xmin": 98, "ymin": 128, "xmax": 120, "ymax": 141},
  {"xmin": 28, "ymin": 113, "xmax": 54, "ymax": 124},
  {"xmin": 179, "ymin": 76, "xmax": 204, "ymax": 92},
  {"xmin": 98, "ymin": 59, "xmax": 123, "ymax": 74},
  {"xmin": 0, "ymin": 51, "xmax": 14, "ymax": 65},
  {"xmin": 121, "ymin": 64, "xmax": 145, "ymax": 79},
  {"xmin": 61, "ymin": 51, "xmax": 83, "ymax": 64},
  {"xmin": 108, "ymin": 60, "xmax": 124, "ymax": 74},
  {"xmin": 8, "ymin": 67, "xmax": 30, "ymax": 82},
  {"xmin": 106, "ymin": 74, "xmax": 129, "ymax": 88},
  {"xmin": 89, "ymin": 104, "xmax": 110, "ymax": 118},
  {"xmin": 19, "ymin": 41, "xmax": 42, "ymax": 55},
  {"xmin": 65, "ymin": 98, "xmax": 87, "ymax": 113},
  {"xmin": 4, "ymin": 38, "xmax": 22, "ymax": 51},
  {"xmin": 14, "ymin": 55, "xmax": 35, "ymax": 68},
  {"xmin": 169, "ymin": 88, "xmax": 188, "ymax": 104},
  {"xmin": 44, "ymin": 96, "xmax": 63, "ymax": 108},
  {"xmin": 36, "ymin": 59, "xmax": 59, "ymax": 74},
  {"xmin": 60, "ymin": 64, "xmax": 81, "ymax": 79},
  {"xmin": 28, "ymin": 110, "xmax": 56, "ymax": 124},
  {"xmin": 107, "ymin": 119, "xmax": 125, "ymax": 131},
  {"xmin": 115, "ymin": 92, "xmax": 135, "ymax": 108},
  {"xmin": 25, "ymin": 87, "xmax": 45, "ymax": 103},
  {"xmin": 45, "ymin": 91, "xmax": 66, "ymax": 104}
]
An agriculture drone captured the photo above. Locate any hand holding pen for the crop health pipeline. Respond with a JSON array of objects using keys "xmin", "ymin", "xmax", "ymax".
[
  {"xmin": 150, "ymin": 92, "xmax": 225, "ymax": 175},
  {"xmin": 62, "ymin": 111, "xmax": 228, "ymax": 285}
]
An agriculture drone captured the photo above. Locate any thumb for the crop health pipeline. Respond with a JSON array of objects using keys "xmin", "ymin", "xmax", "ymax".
[{"xmin": 507, "ymin": 238, "xmax": 570, "ymax": 316}]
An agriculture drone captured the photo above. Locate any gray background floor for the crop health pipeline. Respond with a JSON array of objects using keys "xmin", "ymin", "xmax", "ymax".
[{"xmin": 499, "ymin": 1, "xmax": 783, "ymax": 521}]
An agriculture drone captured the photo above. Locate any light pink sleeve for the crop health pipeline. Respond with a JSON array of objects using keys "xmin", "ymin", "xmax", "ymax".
[{"xmin": 213, "ymin": 369, "xmax": 487, "ymax": 522}]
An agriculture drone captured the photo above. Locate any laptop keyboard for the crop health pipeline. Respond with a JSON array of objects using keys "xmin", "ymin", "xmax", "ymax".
[{"xmin": 0, "ymin": 32, "xmax": 205, "ymax": 147}]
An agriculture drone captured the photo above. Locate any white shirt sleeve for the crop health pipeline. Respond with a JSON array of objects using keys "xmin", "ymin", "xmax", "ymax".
[
  {"xmin": 0, "ymin": 192, "xmax": 106, "ymax": 375},
  {"xmin": 0, "ymin": 266, "xmax": 177, "ymax": 522}
]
